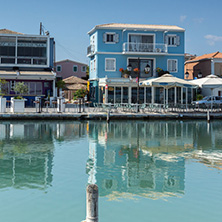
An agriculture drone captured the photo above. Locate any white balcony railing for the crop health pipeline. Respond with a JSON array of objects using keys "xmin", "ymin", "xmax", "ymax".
[
  {"xmin": 87, "ymin": 45, "xmax": 95, "ymax": 56},
  {"xmin": 123, "ymin": 43, "xmax": 167, "ymax": 54}
]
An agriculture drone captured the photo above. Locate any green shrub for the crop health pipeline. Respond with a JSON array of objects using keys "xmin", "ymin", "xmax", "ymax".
[{"xmin": 196, "ymin": 94, "xmax": 203, "ymax": 101}]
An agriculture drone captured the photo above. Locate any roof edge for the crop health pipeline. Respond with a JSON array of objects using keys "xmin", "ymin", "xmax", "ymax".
[{"xmin": 88, "ymin": 23, "xmax": 185, "ymax": 35}]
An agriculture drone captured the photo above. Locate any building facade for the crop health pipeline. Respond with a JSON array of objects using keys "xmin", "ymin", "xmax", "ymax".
[
  {"xmin": 0, "ymin": 29, "xmax": 56, "ymax": 106},
  {"xmin": 55, "ymin": 59, "xmax": 87, "ymax": 79},
  {"xmin": 184, "ymin": 51, "xmax": 222, "ymax": 80},
  {"xmin": 87, "ymin": 23, "xmax": 185, "ymax": 103}
]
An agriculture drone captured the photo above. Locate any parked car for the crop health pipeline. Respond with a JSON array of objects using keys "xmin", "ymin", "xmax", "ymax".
[{"xmin": 192, "ymin": 96, "xmax": 222, "ymax": 106}]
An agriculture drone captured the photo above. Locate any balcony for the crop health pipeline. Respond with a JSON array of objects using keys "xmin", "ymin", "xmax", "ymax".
[
  {"xmin": 123, "ymin": 43, "xmax": 168, "ymax": 54},
  {"xmin": 87, "ymin": 45, "xmax": 95, "ymax": 57}
]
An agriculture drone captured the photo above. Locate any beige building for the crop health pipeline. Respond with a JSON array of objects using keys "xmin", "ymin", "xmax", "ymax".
[{"xmin": 184, "ymin": 51, "xmax": 222, "ymax": 80}]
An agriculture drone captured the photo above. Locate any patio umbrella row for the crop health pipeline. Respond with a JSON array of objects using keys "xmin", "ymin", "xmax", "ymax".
[
  {"xmin": 139, "ymin": 74, "xmax": 222, "ymax": 106},
  {"xmin": 139, "ymin": 74, "xmax": 198, "ymax": 105}
]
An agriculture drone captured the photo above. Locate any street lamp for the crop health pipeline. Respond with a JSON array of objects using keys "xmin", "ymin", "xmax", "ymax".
[
  {"xmin": 127, "ymin": 59, "xmax": 151, "ymax": 112},
  {"xmin": 198, "ymin": 71, "xmax": 202, "ymax": 78},
  {"xmin": 127, "ymin": 63, "xmax": 132, "ymax": 72},
  {"xmin": 185, "ymin": 71, "xmax": 189, "ymax": 79}
]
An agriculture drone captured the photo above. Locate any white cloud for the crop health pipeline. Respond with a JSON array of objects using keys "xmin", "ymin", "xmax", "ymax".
[
  {"xmin": 205, "ymin": 35, "xmax": 222, "ymax": 46},
  {"xmin": 180, "ymin": 15, "xmax": 187, "ymax": 22}
]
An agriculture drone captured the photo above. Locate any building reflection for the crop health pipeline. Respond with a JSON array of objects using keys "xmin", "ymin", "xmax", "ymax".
[
  {"xmin": 0, "ymin": 121, "xmax": 88, "ymax": 190},
  {"xmin": 0, "ymin": 122, "xmax": 54, "ymax": 190},
  {"xmin": 86, "ymin": 121, "xmax": 222, "ymax": 200}
]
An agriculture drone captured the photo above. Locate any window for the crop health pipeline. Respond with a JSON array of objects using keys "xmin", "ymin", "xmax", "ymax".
[
  {"xmin": 90, "ymin": 60, "xmax": 93, "ymax": 72},
  {"xmin": 82, "ymin": 66, "xmax": 86, "ymax": 72},
  {"xmin": 73, "ymin": 65, "xmax": 78, "ymax": 72},
  {"xmin": 57, "ymin": 65, "xmax": 61, "ymax": 72},
  {"xmin": 105, "ymin": 58, "xmax": 116, "ymax": 71},
  {"xmin": 10, "ymin": 81, "xmax": 15, "ymax": 91},
  {"xmin": 93, "ymin": 59, "xmax": 96, "ymax": 71},
  {"xmin": 168, "ymin": 59, "xmax": 178, "ymax": 73},
  {"xmin": 103, "ymin": 33, "xmax": 119, "ymax": 43},
  {"xmin": 167, "ymin": 35, "xmax": 180, "ymax": 46}
]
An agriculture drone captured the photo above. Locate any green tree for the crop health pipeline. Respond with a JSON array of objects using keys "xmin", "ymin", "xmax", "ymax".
[
  {"xmin": 14, "ymin": 82, "xmax": 28, "ymax": 99},
  {"xmin": 56, "ymin": 80, "xmax": 66, "ymax": 90},
  {"xmin": 0, "ymin": 79, "xmax": 7, "ymax": 96},
  {"xmin": 73, "ymin": 89, "xmax": 88, "ymax": 100}
]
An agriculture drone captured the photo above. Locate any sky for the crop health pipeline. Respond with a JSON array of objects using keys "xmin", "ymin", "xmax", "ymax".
[{"xmin": 1, "ymin": 0, "xmax": 222, "ymax": 64}]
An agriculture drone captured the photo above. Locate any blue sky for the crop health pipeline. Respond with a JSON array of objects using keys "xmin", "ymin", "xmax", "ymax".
[{"xmin": 1, "ymin": 0, "xmax": 222, "ymax": 64}]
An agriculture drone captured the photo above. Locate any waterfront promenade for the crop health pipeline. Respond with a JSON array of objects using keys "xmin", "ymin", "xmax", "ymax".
[{"xmin": 0, "ymin": 106, "xmax": 222, "ymax": 120}]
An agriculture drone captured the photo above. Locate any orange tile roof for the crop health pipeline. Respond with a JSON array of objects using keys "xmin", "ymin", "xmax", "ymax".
[{"xmin": 186, "ymin": 51, "xmax": 222, "ymax": 63}]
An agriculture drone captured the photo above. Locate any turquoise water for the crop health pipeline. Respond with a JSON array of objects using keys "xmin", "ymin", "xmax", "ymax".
[{"xmin": 0, "ymin": 120, "xmax": 222, "ymax": 222}]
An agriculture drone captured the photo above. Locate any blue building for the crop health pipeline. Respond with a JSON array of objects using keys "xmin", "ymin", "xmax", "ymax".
[{"xmin": 87, "ymin": 23, "xmax": 185, "ymax": 104}]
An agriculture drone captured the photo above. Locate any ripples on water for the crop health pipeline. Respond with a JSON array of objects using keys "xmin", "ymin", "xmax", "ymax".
[{"xmin": 0, "ymin": 120, "xmax": 222, "ymax": 222}]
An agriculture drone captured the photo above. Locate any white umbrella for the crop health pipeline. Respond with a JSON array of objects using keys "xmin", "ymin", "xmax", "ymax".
[
  {"xmin": 190, "ymin": 74, "xmax": 222, "ymax": 109},
  {"xmin": 140, "ymin": 74, "xmax": 198, "ymax": 105},
  {"xmin": 190, "ymin": 74, "xmax": 222, "ymax": 88},
  {"xmin": 140, "ymin": 74, "xmax": 198, "ymax": 88}
]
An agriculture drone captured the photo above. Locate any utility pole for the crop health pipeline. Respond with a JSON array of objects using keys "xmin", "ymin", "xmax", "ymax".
[{"xmin": 40, "ymin": 22, "xmax": 42, "ymax": 35}]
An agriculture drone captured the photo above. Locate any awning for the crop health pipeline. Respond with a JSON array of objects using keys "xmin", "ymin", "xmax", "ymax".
[{"xmin": 0, "ymin": 70, "xmax": 56, "ymax": 80}]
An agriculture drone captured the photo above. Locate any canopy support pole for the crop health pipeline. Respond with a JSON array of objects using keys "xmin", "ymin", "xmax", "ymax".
[
  {"xmin": 181, "ymin": 87, "xmax": 183, "ymax": 104},
  {"xmin": 166, "ymin": 88, "xmax": 168, "ymax": 105},
  {"xmin": 174, "ymin": 87, "xmax": 177, "ymax": 105},
  {"xmin": 163, "ymin": 88, "xmax": 165, "ymax": 105},
  {"xmin": 186, "ymin": 88, "xmax": 188, "ymax": 110},
  {"xmin": 151, "ymin": 87, "xmax": 155, "ymax": 104}
]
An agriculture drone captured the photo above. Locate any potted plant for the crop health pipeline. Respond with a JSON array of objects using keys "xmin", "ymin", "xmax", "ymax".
[
  {"xmin": 156, "ymin": 67, "xmax": 169, "ymax": 77},
  {"xmin": 119, "ymin": 68, "xmax": 130, "ymax": 78},
  {"xmin": 11, "ymin": 82, "xmax": 28, "ymax": 113},
  {"xmin": 0, "ymin": 79, "xmax": 7, "ymax": 113}
]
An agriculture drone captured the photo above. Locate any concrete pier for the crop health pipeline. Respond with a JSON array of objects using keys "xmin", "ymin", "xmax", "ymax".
[{"xmin": 0, "ymin": 107, "xmax": 222, "ymax": 121}]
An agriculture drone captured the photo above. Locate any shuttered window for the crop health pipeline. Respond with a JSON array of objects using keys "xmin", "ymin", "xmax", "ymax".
[
  {"xmin": 166, "ymin": 35, "xmax": 180, "ymax": 46},
  {"xmin": 168, "ymin": 59, "xmax": 178, "ymax": 73},
  {"xmin": 105, "ymin": 58, "xmax": 116, "ymax": 71},
  {"xmin": 103, "ymin": 33, "xmax": 119, "ymax": 43}
]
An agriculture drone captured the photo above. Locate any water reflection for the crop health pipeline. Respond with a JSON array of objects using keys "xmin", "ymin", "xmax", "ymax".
[
  {"xmin": 0, "ymin": 122, "xmax": 54, "ymax": 190},
  {"xmin": 0, "ymin": 120, "xmax": 222, "ymax": 196},
  {"xmin": 86, "ymin": 121, "xmax": 222, "ymax": 200},
  {"xmin": 0, "ymin": 121, "xmax": 88, "ymax": 190}
]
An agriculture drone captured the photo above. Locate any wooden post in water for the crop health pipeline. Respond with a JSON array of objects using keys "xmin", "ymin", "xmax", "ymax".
[
  {"xmin": 207, "ymin": 110, "xmax": 210, "ymax": 123},
  {"xmin": 83, "ymin": 184, "xmax": 98, "ymax": 222}
]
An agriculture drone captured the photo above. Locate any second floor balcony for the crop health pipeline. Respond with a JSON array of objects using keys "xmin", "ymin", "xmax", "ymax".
[
  {"xmin": 87, "ymin": 45, "xmax": 95, "ymax": 56},
  {"xmin": 123, "ymin": 43, "xmax": 168, "ymax": 54}
]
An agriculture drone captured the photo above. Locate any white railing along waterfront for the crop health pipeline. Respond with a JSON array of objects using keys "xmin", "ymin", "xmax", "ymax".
[{"xmin": 123, "ymin": 42, "xmax": 168, "ymax": 53}]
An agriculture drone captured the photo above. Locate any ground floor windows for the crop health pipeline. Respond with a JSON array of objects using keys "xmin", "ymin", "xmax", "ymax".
[
  {"xmin": 4, "ymin": 81, "xmax": 47, "ymax": 95},
  {"xmin": 108, "ymin": 87, "xmax": 114, "ymax": 103},
  {"xmin": 123, "ymin": 87, "xmax": 128, "ymax": 103},
  {"xmin": 98, "ymin": 85, "xmax": 194, "ymax": 105}
]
